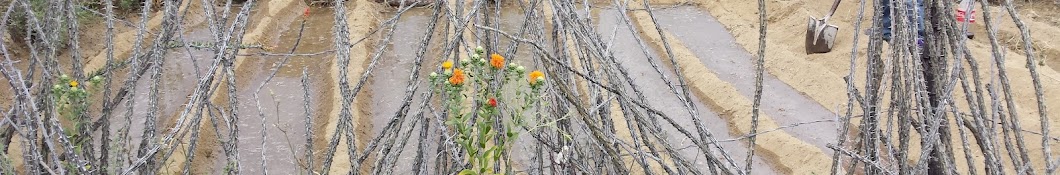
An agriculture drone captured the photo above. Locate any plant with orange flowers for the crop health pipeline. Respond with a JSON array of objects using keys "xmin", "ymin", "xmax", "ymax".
[{"xmin": 429, "ymin": 46, "xmax": 547, "ymax": 175}]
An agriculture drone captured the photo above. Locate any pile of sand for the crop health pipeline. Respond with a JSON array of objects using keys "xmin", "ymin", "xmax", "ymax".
[{"xmin": 681, "ymin": 0, "xmax": 1060, "ymax": 173}]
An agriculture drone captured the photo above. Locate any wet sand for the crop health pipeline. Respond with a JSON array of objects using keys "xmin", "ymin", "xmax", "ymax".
[
  {"xmin": 4, "ymin": 0, "xmax": 1059, "ymax": 174},
  {"xmin": 627, "ymin": 1, "xmax": 835, "ymax": 173},
  {"xmin": 691, "ymin": 0, "xmax": 1060, "ymax": 173},
  {"xmin": 595, "ymin": 7, "xmax": 779, "ymax": 174},
  {"xmin": 323, "ymin": 0, "xmax": 383, "ymax": 173},
  {"xmin": 650, "ymin": 6, "xmax": 839, "ymax": 155},
  {"xmin": 364, "ymin": 7, "xmax": 440, "ymax": 174},
  {"xmin": 215, "ymin": 6, "xmax": 336, "ymax": 174}
]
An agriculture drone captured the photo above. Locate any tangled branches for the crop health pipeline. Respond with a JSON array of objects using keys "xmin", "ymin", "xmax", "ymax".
[
  {"xmin": 830, "ymin": 0, "xmax": 1053, "ymax": 174},
  {"xmin": 0, "ymin": 0, "xmax": 1052, "ymax": 174}
]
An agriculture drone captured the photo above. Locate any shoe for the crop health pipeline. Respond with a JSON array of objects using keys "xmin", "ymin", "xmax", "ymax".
[
  {"xmin": 957, "ymin": 9, "xmax": 976, "ymax": 23},
  {"xmin": 957, "ymin": 7, "xmax": 975, "ymax": 40}
]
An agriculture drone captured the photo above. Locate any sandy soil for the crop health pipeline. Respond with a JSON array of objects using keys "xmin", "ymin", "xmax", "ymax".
[
  {"xmin": 81, "ymin": 1, "xmax": 201, "ymax": 74},
  {"xmin": 197, "ymin": 5, "xmax": 338, "ymax": 175},
  {"xmin": 974, "ymin": 1, "xmax": 1060, "ymax": 74},
  {"xmin": 323, "ymin": 0, "xmax": 383, "ymax": 174},
  {"xmin": 587, "ymin": 5, "xmax": 785, "ymax": 174},
  {"xmin": 5, "ymin": 0, "xmax": 1058, "ymax": 173},
  {"xmin": 677, "ymin": 0, "xmax": 1060, "ymax": 173},
  {"xmin": 361, "ymin": 6, "xmax": 439, "ymax": 174},
  {"xmin": 2, "ymin": 0, "xmax": 193, "ymax": 173},
  {"xmin": 623, "ymin": 1, "xmax": 834, "ymax": 174},
  {"xmin": 193, "ymin": 0, "xmax": 332, "ymax": 174}
]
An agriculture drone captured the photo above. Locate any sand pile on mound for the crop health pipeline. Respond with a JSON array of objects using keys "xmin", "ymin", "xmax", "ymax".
[{"xmin": 658, "ymin": 0, "xmax": 1060, "ymax": 173}]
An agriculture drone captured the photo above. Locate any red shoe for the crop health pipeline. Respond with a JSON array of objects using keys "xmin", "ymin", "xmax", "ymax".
[
  {"xmin": 956, "ymin": 8, "xmax": 975, "ymax": 39},
  {"xmin": 957, "ymin": 8, "xmax": 976, "ymax": 23}
]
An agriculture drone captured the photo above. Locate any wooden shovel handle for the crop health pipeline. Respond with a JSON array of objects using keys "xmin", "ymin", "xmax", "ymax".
[{"xmin": 824, "ymin": 0, "xmax": 843, "ymax": 21}]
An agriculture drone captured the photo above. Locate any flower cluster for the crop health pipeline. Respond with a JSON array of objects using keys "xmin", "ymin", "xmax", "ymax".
[
  {"xmin": 51, "ymin": 74, "xmax": 103, "ymax": 106},
  {"xmin": 429, "ymin": 46, "xmax": 546, "ymax": 89},
  {"xmin": 428, "ymin": 46, "xmax": 547, "ymax": 175},
  {"xmin": 52, "ymin": 74, "xmax": 103, "ymax": 139}
]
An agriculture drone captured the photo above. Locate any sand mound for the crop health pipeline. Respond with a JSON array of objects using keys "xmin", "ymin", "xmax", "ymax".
[{"xmin": 688, "ymin": 0, "xmax": 1060, "ymax": 173}]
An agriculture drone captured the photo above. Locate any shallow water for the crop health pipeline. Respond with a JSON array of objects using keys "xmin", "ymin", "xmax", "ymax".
[
  {"xmin": 362, "ymin": 5, "xmax": 788, "ymax": 174},
  {"xmin": 595, "ymin": 8, "xmax": 779, "ymax": 174},
  {"xmin": 109, "ymin": 23, "xmax": 214, "ymax": 162},
  {"xmin": 157, "ymin": 3, "xmax": 842, "ymax": 174},
  {"xmin": 366, "ymin": 7, "xmax": 457, "ymax": 174},
  {"xmin": 651, "ymin": 6, "xmax": 839, "ymax": 154},
  {"xmin": 216, "ymin": 7, "xmax": 336, "ymax": 175}
]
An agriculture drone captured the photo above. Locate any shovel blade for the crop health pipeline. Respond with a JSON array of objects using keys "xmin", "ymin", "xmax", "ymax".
[{"xmin": 806, "ymin": 17, "xmax": 839, "ymax": 54}]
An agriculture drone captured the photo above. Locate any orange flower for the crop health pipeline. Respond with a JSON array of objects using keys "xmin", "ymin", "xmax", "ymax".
[
  {"xmin": 442, "ymin": 60, "xmax": 453, "ymax": 70},
  {"xmin": 490, "ymin": 54, "xmax": 505, "ymax": 69},
  {"xmin": 449, "ymin": 68, "xmax": 466, "ymax": 85},
  {"xmin": 528, "ymin": 71, "xmax": 544, "ymax": 85},
  {"xmin": 488, "ymin": 98, "xmax": 497, "ymax": 107}
]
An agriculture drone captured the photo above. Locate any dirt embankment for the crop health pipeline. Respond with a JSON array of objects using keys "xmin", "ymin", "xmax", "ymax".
[
  {"xmin": 81, "ymin": 1, "xmax": 200, "ymax": 73},
  {"xmin": 680, "ymin": 0, "xmax": 1060, "ymax": 173},
  {"xmin": 587, "ymin": 4, "xmax": 786, "ymax": 174},
  {"xmin": 156, "ymin": 0, "xmax": 309, "ymax": 173},
  {"xmin": 3, "ymin": 1, "xmax": 199, "ymax": 173},
  {"xmin": 323, "ymin": 0, "xmax": 382, "ymax": 174},
  {"xmin": 141, "ymin": 0, "xmax": 305, "ymax": 173},
  {"xmin": 4, "ymin": 0, "xmax": 374, "ymax": 173},
  {"xmin": 5, "ymin": 0, "xmax": 1056, "ymax": 173},
  {"xmin": 971, "ymin": 2, "xmax": 1060, "ymax": 74},
  {"xmin": 626, "ymin": 1, "xmax": 832, "ymax": 174}
]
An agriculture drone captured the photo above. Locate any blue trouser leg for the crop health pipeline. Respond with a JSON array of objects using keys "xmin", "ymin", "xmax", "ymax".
[
  {"xmin": 879, "ymin": 0, "xmax": 926, "ymax": 44},
  {"xmin": 914, "ymin": 0, "xmax": 925, "ymax": 41},
  {"xmin": 880, "ymin": 0, "xmax": 893, "ymax": 42}
]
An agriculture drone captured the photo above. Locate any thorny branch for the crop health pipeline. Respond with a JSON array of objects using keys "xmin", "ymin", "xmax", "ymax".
[{"xmin": 0, "ymin": 0, "xmax": 1053, "ymax": 174}]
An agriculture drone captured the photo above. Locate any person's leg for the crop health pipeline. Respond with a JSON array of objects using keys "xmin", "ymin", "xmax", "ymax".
[
  {"xmin": 915, "ymin": 0, "xmax": 926, "ymax": 39},
  {"xmin": 880, "ymin": 0, "xmax": 893, "ymax": 42},
  {"xmin": 958, "ymin": 0, "xmax": 976, "ymax": 39},
  {"xmin": 880, "ymin": 0, "xmax": 924, "ymax": 43}
]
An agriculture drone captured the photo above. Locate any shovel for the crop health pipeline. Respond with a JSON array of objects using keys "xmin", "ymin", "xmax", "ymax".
[{"xmin": 806, "ymin": 0, "xmax": 842, "ymax": 54}]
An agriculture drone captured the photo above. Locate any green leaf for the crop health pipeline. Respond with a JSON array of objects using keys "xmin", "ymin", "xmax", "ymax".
[
  {"xmin": 458, "ymin": 169, "xmax": 476, "ymax": 175},
  {"xmin": 445, "ymin": 119, "xmax": 459, "ymax": 126}
]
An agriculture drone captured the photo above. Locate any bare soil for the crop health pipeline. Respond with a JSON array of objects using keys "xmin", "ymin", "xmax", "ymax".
[
  {"xmin": 5, "ymin": 0, "xmax": 1059, "ymax": 173},
  {"xmin": 596, "ymin": 6, "xmax": 783, "ymax": 174},
  {"xmin": 686, "ymin": 0, "xmax": 1060, "ymax": 173}
]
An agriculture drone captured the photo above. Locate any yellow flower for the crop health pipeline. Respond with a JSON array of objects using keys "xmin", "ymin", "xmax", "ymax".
[
  {"xmin": 528, "ymin": 71, "xmax": 544, "ymax": 85},
  {"xmin": 490, "ymin": 54, "xmax": 505, "ymax": 69},
  {"xmin": 442, "ymin": 60, "xmax": 454, "ymax": 70},
  {"xmin": 69, "ymin": 80, "xmax": 79, "ymax": 87},
  {"xmin": 449, "ymin": 68, "xmax": 466, "ymax": 85}
]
